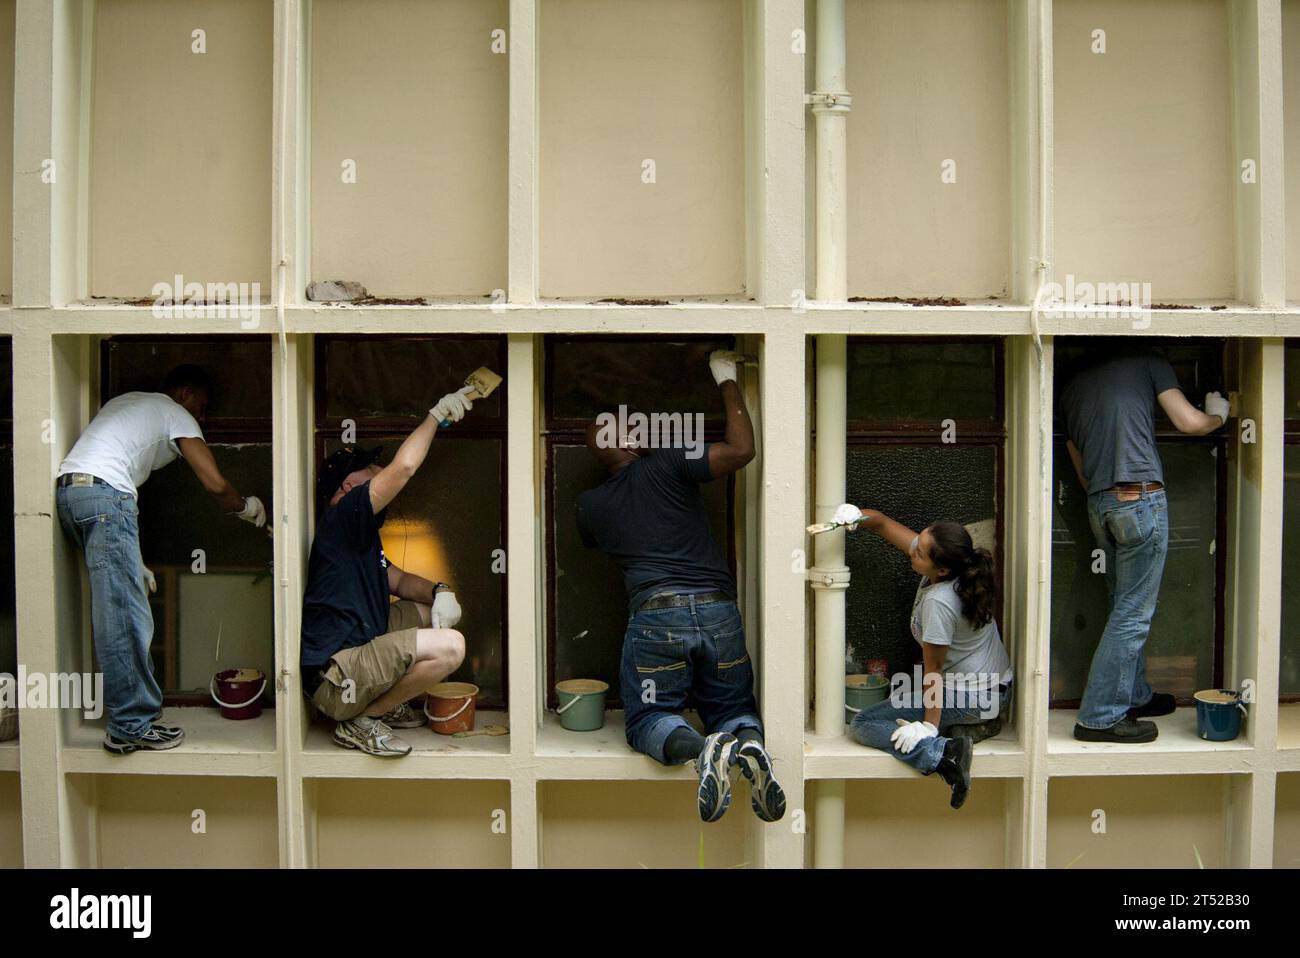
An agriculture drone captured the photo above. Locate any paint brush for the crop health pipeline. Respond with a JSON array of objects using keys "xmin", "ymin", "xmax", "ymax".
[{"xmin": 439, "ymin": 366, "xmax": 503, "ymax": 427}]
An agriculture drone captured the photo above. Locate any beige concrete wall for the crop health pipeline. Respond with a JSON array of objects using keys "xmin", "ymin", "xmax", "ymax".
[
  {"xmin": 1054, "ymin": 0, "xmax": 1235, "ymax": 301},
  {"xmin": 0, "ymin": 771, "xmax": 21, "ymax": 868},
  {"xmin": 0, "ymin": 0, "xmax": 14, "ymax": 301},
  {"xmin": 1285, "ymin": 0, "xmax": 1300, "ymax": 302},
  {"xmin": 89, "ymin": 774, "xmax": 278, "ymax": 867},
  {"xmin": 1277, "ymin": 773, "xmax": 1300, "ymax": 868},
  {"xmin": 539, "ymin": 0, "xmax": 747, "ymax": 299},
  {"xmin": 540, "ymin": 781, "xmax": 749, "ymax": 867},
  {"xmin": 846, "ymin": 0, "xmax": 1010, "ymax": 300},
  {"xmin": 314, "ymin": 779, "xmax": 511, "ymax": 868},
  {"xmin": 1047, "ymin": 775, "xmax": 1229, "ymax": 868},
  {"xmin": 310, "ymin": 0, "xmax": 508, "ymax": 299},
  {"xmin": 90, "ymin": 0, "xmax": 272, "ymax": 298},
  {"xmin": 842, "ymin": 778, "xmax": 1012, "ymax": 867}
]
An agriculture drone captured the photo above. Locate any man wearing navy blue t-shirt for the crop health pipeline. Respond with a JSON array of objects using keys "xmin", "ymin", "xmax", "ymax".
[
  {"xmin": 300, "ymin": 385, "xmax": 479, "ymax": 757},
  {"xmin": 576, "ymin": 350, "xmax": 785, "ymax": 824}
]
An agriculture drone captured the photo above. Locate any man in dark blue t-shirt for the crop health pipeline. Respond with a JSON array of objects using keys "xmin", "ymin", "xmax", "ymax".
[
  {"xmin": 1061, "ymin": 346, "xmax": 1229, "ymax": 744},
  {"xmin": 576, "ymin": 350, "xmax": 784, "ymax": 824},
  {"xmin": 300, "ymin": 384, "xmax": 481, "ymax": 757}
]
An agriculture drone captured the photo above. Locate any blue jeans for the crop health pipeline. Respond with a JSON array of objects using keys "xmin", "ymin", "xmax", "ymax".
[
  {"xmin": 848, "ymin": 684, "xmax": 1010, "ymax": 773},
  {"xmin": 620, "ymin": 595, "xmax": 762, "ymax": 765},
  {"xmin": 1077, "ymin": 488, "xmax": 1169, "ymax": 729},
  {"xmin": 56, "ymin": 481, "xmax": 162, "ymax": 739}
]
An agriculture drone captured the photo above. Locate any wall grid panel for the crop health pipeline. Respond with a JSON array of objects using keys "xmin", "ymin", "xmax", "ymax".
[{"xmin": 3, "ymin": 0, "xmax": 1298, "ymax": 869}]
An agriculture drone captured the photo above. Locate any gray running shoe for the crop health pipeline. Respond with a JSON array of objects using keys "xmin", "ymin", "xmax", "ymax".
[
  {"xmin": 103, "ymin": 725, "xmax": 186, "ymax": 755},
  {"xmin": 381, "ymin": 702, "xmax": 426, "ymax": 729},
  {"xmin": 333, "ymin": 716, "xmax": 412, "ymax": 757},
  {"xmin": 695, "ymin": 732, "xmax": 738, "ymax": 823}
]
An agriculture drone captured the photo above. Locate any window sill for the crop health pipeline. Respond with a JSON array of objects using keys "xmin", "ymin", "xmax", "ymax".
[
  {"xmin": 1045, "ymin": 708, "xmax": 1254, "ymax": 776},
  {"xmin": 534, "ymin": 710, "xmax": 698, "ymax": 781},
  {"xmin": 299, "ymin": 709, "xmax": 511, "ymax": 780},
  {"xmin": 61, "ymin": 706, "xmax": 277, "ymax": 776},
  {"xmin": 803, "ymin": 726, "xmax": 1025, "ymax": 781}
]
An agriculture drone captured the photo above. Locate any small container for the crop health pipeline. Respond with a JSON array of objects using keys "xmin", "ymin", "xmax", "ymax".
[
  {"xmin": 1194, "ymin": 689, "xmax": 1247, "ymax": 741},
  {"xmin": 555, "ymin": 679, "xmax": 609, "ymax": 731},
  {"xmin": 209, "ymin": 668, "xmax": 267, "ymax": 720},
  {"xmin": 425, "ymin": 681, "xmax": 479, "ymax": 735},
  {"xmin": 845, "ymin": 673, "xmax": 890, "ymax": 723}
]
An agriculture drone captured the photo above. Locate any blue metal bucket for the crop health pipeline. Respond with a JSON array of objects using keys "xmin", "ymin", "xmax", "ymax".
[{"xmin": 1193, "ymin": 689, "xmax": 1247, "ymax": 742}]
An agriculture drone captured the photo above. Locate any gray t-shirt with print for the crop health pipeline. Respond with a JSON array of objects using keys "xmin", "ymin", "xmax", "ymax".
[{"xmin": 910, "ymin": 579, "xmax": 1012, "ymax": 695}]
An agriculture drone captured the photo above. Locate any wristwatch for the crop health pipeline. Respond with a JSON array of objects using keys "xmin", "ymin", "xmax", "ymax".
[{"xmin": 431, "ymin": 581, "xmax": 450, "ymax": 600}]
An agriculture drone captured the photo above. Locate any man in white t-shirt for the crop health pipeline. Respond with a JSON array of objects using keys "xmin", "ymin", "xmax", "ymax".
[{"xmin": 56, "ymin": 364, "xmax": 268, "ymax": 754}]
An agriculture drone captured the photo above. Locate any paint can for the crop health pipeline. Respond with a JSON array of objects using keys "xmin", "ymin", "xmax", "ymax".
[
  {"xmin": 1194, "ymin": 689, "xmax": 1247, "ymax": 741},
  {"xmin": 845, "ymin": 673, "xmax": 890, "ymax": 723},
  {"xmin": 555, "ymin": 679, "xmax": 608, "ymax": 731},
  {"xmin": 425, "ymin": 682, "xmax": 479, "ymax": 735},
  {"xmin": 209, "ymin": 668, "xmax": 267, "ymax": 720}
]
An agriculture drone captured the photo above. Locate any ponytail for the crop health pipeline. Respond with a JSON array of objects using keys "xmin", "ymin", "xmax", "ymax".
[{"xmin": 928, "ymin": 521, "xmax": 997, "ymax": 628}]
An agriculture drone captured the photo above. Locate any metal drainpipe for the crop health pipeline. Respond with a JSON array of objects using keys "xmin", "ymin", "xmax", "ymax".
[{"xmin": 808, "ymin": 0, "xmax": 850, "ymax": 870}]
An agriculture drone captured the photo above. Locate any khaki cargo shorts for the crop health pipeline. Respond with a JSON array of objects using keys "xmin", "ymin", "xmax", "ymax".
[{"xmin": 310, "ymin": 600, "xmax": 426, "ymax": 721}]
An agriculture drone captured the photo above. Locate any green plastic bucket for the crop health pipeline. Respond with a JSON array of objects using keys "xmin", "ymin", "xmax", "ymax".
[
  {"xmin": 845, "ymin": 673, "xmax": 889, "ymax": 723},
  {"xmin": 556, "ymin": 679, "xmax": 609, "ymax": 731}
]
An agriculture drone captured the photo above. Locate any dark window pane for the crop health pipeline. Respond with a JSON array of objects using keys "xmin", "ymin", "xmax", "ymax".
[
  {"xmin": 0, "ymin": 339, "xmax": 11, "ymax": 422},
  {"xmin": 1283, "ymin": 444, "xmax": 1300, "ymax": 696},
  {"xmin": 847, "ymin": 340, "xmax": 998, "ymax": 423},
  {"xmin": 550, "ymin": 443, "xmax": 730, "ymax": 707},
  {"xmin": 1050, "ymin": 441, "xmax": 1217, "ymax": 703},
  {"xmin": 104, "ymin": 339, "xmax": 272, "ymax": 423},
  {"xmin": 322, "ymin": 338, "xmax": 504, "ymax": 422},
  {"xmin": 843, "ymin": 444, "xmax": 997, "ymax": 674},
  {"xmin": 1287, "ymin": 342, "xmax": 1300, "ymax": 422},
  {"xmin": 324, "ymin": 437, "xmax": 506, "ymax": 708},
  {"xmin": 139, "ymin": 445, "xmax": 275, "ymax": 568},
  {"xmin": 0, "ymin": 447, "xmax": 13, "ymax": 677},
  {"xmin": 547, "ymin": 339, "xmax": 731, "ymax": 424}
]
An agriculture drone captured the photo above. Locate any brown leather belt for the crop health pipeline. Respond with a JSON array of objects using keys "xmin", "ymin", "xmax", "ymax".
[
  {"xmin": 1110, "ymin": 481, "xmax": 1163, "ymax": 493},
  {"xmin": 638, "ymin": 590, "xmax": 731, "ymax": 612}
]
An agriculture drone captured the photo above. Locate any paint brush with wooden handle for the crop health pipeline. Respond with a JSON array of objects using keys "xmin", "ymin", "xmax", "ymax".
[{"xmin": 439, "ymin": 366, "xmax": 503, "ymax": 428}]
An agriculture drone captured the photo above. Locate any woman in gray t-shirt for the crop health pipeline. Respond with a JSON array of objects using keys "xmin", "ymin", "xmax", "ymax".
[{"xmin": 834, "ymin": 504, "xmax": 1013, "ymax": 809}]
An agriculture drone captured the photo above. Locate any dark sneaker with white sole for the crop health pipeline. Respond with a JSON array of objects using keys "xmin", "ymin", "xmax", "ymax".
[
  {"xmin": 1073, "ymin": 716, "xmax": 1159, "ymax": 743},
  {"xmin": 380, "ymin": 702, "xmax": 426, "ymax": 729},
  {"xmin": 103, "ymin": 724, "xmax": 186, "ymax": 755},
  {"xmin": 694, "ymin": 732, "xmax": 738, "ymax": 823},
  {"xmin": 735, "ymin": 739, "xmax": 786, "ymax": 822},
  {"xmin": 935, "ymin": 735, "xmax": 973, "ymax": 809},
  {"xmin": 333, "ymin": 715, "xmax": 412, "ymax": 757}
]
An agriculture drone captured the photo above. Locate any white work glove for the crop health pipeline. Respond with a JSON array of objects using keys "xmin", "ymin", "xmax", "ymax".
[
  {"xmin": 431, "ymin": 386, "xmax": 475, "ymax": 425},
  {"xmin": 237, "ymin": 495, "xmax": 267, "ymax": 528},
  {"xmin": 1204, "ymin": 391, "xmax": 1229, "ymax": 425},
  {"xmin": 431, "ymin": 590, "xmax": 462, "ymax": 629},
  {"xmin": 708, "ymin": 349, "xmax": 745, "ymax": 385},
  {"xmin": 891, "ymin": 719, "xmax": 938, "ymax": 755},
  {"xmin": 833, "ymin": 503, "xmax": 864, "ymax": 529},
  {"xmin": 142, "ymin": 566, "xmax": 157, "ymax": 595}
]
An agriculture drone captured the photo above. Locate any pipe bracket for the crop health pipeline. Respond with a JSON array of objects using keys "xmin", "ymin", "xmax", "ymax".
[
  {"xmin": 807, "ymin": 565, "xmax": 851, "ymax": 590},
  {"xmin": 805, "ymin": 90, "xmax": 852, "ymax": 113}
]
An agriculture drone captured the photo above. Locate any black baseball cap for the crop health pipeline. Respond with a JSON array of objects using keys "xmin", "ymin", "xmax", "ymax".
[{"xmin": 317, "ymin": 445, "xmax": 383, "ymax": 510}]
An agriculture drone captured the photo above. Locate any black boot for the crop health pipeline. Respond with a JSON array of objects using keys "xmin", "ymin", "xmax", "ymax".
[{"xmin": 934, "ymin": 736, "xmax": 972, "ymax": 809}]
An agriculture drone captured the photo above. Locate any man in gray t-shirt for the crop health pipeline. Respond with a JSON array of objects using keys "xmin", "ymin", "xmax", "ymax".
[{"xmin": 1060, "ymin": 349, "xmax": 1229, "ymax": 743}]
